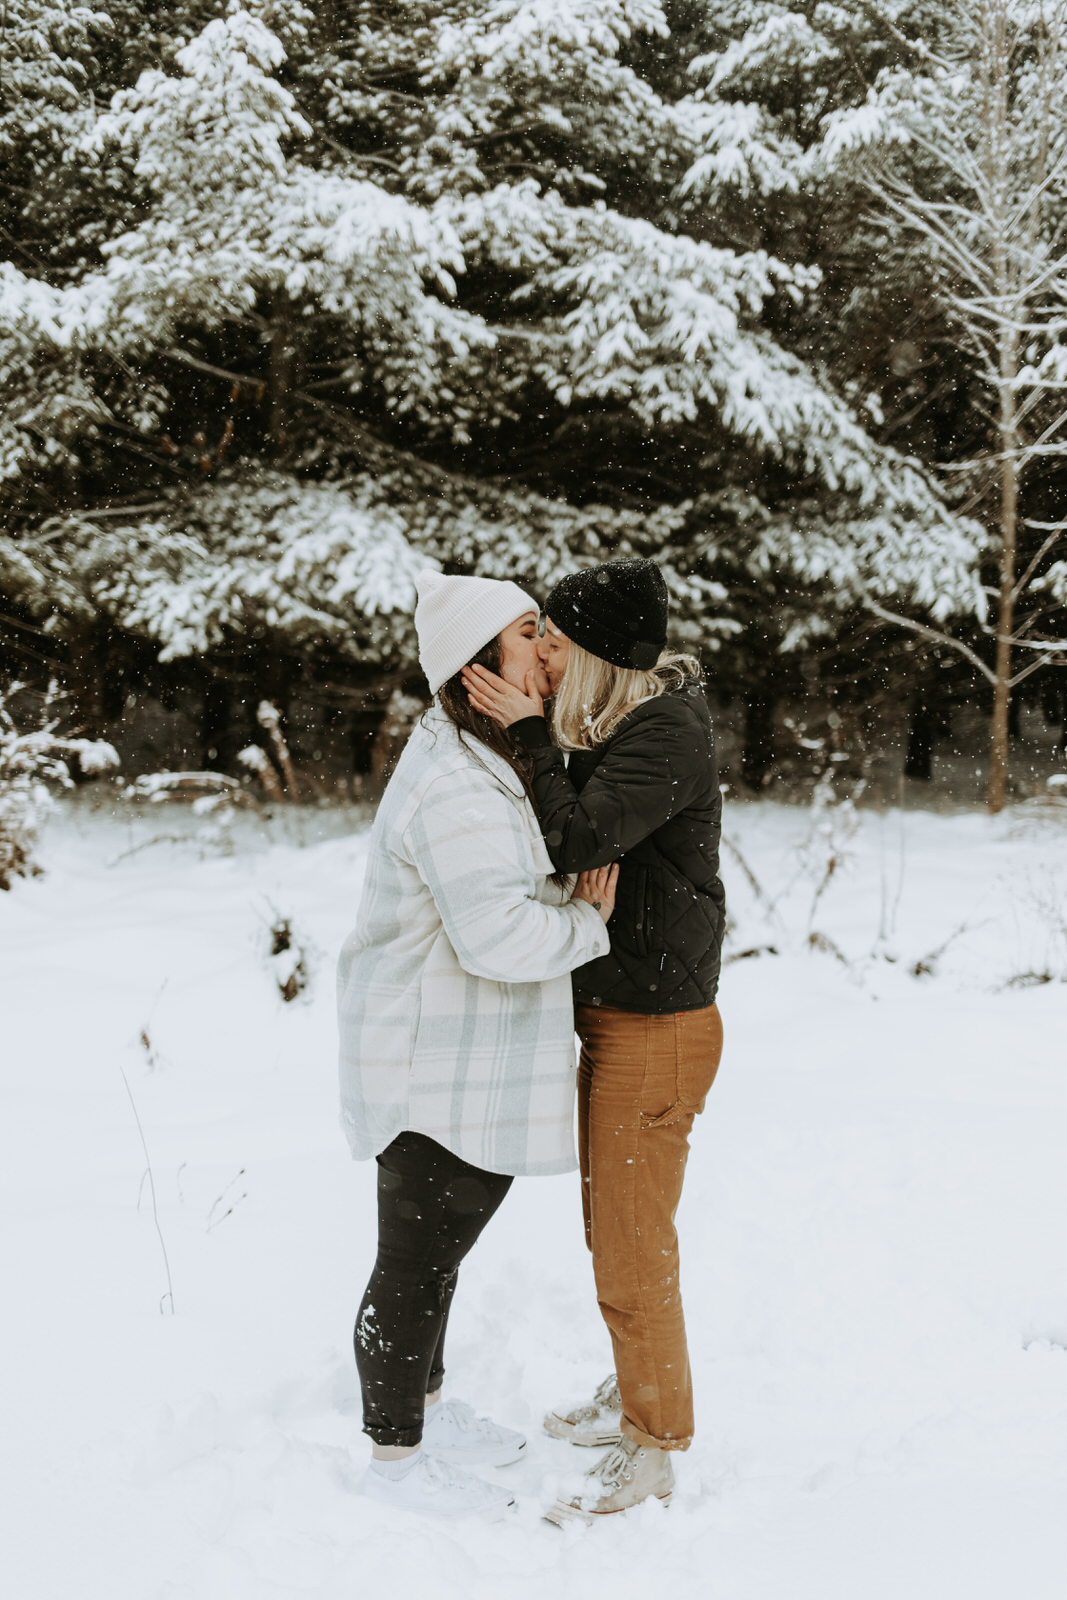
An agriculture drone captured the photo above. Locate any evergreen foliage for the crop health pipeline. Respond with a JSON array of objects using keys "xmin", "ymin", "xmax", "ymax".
[{"xmin": 1, "ymin": 1, "xmax": 1063, "ymax": 796}]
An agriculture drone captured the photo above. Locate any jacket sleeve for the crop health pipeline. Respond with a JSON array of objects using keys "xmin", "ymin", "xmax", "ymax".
[
  {"xmin": 402, "ymin": 767, "xmax": 610, "ymax": 984},
  {"xmin": 513, "ymin": 701, "xmax": 705, "ymax": 872}
]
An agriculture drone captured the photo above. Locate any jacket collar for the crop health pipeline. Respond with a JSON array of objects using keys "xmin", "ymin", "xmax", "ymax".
[{"xmin": 422, "ymin": 701, "xmax": 527, "ymax": 799}]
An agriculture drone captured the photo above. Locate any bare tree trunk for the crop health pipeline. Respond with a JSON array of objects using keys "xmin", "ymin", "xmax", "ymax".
[{"xmin": 988, "ymin": 435, "xmax": 1017, "ymax": 812}]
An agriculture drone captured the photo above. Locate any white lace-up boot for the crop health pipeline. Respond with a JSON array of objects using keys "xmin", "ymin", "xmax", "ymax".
[
  {"xmin": 543, "ymin": 1434, "xmax": 674, "ymax": 1526},
  {"xmin": 359, "ymin": 1450, "xmax": 516, "ymax": 1518},
  {"xmin": 421, "ymin": 1397, "xmax": 527, "ymax": 1468},
  {"xmin": 543, "ymin": 1373, "xmax": 623, "ymax": 1447}
]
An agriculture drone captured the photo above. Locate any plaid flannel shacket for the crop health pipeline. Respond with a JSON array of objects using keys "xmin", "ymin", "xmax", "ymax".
[{"xmin": 337, "ymin": 708, "xmax": 610, "ymax": 1177}]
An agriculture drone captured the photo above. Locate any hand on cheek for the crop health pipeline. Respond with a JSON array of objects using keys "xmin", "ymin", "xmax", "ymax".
[{"xmin": 461, "ymin": 663, "xmax": 543, "ymax": 727}]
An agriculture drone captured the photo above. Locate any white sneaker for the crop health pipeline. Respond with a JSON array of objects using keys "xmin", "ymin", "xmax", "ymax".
[
  {"xmin": 359, "ymin": 1451, "xmax": 515, "ymax": 1518},
  {"xmin": 421, "ymin": 1397, "xmax": 527, "ymax": 1468}
]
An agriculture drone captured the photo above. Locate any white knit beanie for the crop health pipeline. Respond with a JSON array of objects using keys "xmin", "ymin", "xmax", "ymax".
[{"xmin": 414, "ymin": 571, "xmax": 539, "ymax": 695}]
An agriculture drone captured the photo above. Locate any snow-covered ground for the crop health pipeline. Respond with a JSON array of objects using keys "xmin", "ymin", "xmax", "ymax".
[{"xmin": 3, "ymin": 796, "xmax": 1066, "ymax": 1600}]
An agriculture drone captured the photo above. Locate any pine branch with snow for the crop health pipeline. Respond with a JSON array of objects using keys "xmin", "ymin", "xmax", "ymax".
[{"xmin": 0, "ymin": 679, "xmax": 119, "ymax": 889}]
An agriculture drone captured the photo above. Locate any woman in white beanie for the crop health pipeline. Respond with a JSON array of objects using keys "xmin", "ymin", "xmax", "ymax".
[{"xmin": 337, "ymin": 571, "xmax": 618, "ymax": 1520}]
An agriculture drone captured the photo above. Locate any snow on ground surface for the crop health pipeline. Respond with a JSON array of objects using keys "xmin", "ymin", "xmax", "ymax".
[{"xmin": 3, "ymin": 795, "xmax": 1066, "ymax": 1600}]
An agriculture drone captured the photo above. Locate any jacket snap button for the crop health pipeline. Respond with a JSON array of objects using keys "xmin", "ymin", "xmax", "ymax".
[{"xmin": 649, "ymin": 983, "xmax": 658, "ymax": 991}]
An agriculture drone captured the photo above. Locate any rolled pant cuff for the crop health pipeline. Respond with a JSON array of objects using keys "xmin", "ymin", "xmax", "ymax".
[
  {"xmin": 363, "ymin": 1423, "xmax": 424, "ymax": 1448},
  {"xmin": 621, "ymin": 1417, "xmax": 692, "ymax": 1453}
]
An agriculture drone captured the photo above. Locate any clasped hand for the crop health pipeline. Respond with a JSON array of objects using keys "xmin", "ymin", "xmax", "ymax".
[{"xmin": 571, "ymin": 864, "xmax": 619, "ymax": 925}]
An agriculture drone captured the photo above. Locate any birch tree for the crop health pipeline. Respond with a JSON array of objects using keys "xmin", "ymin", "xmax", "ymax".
[{"xmin": 858, "ymin": 0, "xmax": 1067, "ymax": 811}]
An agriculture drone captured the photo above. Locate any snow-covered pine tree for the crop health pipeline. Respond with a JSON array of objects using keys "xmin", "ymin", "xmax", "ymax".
[
  {"xmin": 659, "ymin": 1, "xmax": 994, "ymax": 776},
  {"xmin": 0, "ymin": 2, "xmax": 989, "ymax": 786},
  {"xmin": 0, "ymin": 2, "xmax": 115, "ymax": 515},
  {"xmin": 0, "ymin": 1, "xmax": 110, "ymax": 170}
]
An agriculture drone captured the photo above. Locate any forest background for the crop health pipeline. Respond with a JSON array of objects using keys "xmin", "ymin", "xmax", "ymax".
[{"xmin": 3, "ymin": 0, "xmax": 1067, "ymax": 815}]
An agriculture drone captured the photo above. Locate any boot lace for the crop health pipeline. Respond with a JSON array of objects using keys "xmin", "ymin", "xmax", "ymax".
[
  {"xmin": 593, "ymin": 1374, "xmax": 621, "ymax": 1409},
  {"xmin": 433, "ymin": 1397, "xmax": 503, "ymax": 1442},
  {"xmin": 590, "ymin": 1441, "xmax": 636, "ymax": 1493},
  {"xmin": 571, "ymin": 1373, "xmax": 620, "ymax": 1423}
]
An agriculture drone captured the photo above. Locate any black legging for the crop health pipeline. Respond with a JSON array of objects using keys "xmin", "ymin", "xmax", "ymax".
[{"xmin": 355, "ymin": 1130, "xmax": 513, "ymax": 1447}]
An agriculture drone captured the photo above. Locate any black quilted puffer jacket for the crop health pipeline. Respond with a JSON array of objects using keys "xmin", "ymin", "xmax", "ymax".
[{"xmin": 512, "ymin": 682, "xmax": 725, "ymax": 1014}]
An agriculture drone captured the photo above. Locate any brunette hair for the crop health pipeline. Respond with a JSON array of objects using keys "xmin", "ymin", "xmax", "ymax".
[
  {"xmin": 437, "ymin": 635, "xmax": 568, "ymax": 892},
  {"xmin": 437, "ymin": 634, "xmax": 540, "ymax": 811}
]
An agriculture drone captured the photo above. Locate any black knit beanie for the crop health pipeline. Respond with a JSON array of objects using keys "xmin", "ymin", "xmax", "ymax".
[{"xmin": 545, "ymin": 559, "xmax": 668, "ymax": 671}]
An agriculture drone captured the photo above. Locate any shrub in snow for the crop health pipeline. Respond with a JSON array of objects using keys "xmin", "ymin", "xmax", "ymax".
[
  {"xmin": 1005, "ymin": 770, "xmax": 1067, "ymax": 832},
  {"xmin": 0, "ymin": 680, "xmax": 119, "ymax": 889},
  {"xmin": 796, "ymin": 770, "xmax": 866, "ymax": 930},
  {"xmin": 1010, "ymin": 771, "xmax": 1067, "ymax": 829},
  {"xmin": 110, "ymin": 770, "xmax": 259, "ymax": 866},
  {"xmin": 122, "ymin": 771, "xmax": 253, "ymax": 805},
  {"xmin": 237, "ymin": 744, "xmax": 284, "ymax": 805},
  {"xmin": 267, "ymin": 915, "xmax": 309, "ymax": 1003}
]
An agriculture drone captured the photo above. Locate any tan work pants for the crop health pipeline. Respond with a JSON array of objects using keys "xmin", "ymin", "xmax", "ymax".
[{"xmin": 575, "ymin": 1001, "xmax": 723, "ymax": 1452}]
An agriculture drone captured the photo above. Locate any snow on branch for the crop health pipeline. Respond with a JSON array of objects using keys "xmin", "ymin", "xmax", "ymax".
[{"xmin": 1, "ymin": 680, "xmax": 119, "ymax": 890}]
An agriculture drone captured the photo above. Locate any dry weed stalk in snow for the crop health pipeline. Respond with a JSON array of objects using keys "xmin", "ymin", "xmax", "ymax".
[
  {"xmin": 119, "ymin": 1065, "xmax": 175, "ymax": 1316},
  {"xmin": 799, "ymin": 772, "xmax": 866, "ymax": 933},
  {"xmin": 1000, "ymin": 862, "xmax": 1067, "ymax": 988},
  {"xmin": 718, "ymin": 774, "xmax": 1065, "ymax": 993}
]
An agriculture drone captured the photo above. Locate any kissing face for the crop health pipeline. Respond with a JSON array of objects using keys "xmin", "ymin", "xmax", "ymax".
[
  {"xmin": 498, "ymin": 611, "xmax": 551, "ymax": 698},
  {"xmin": 537, "ymin": 619, "xmax": 571, "ymax": 694}
]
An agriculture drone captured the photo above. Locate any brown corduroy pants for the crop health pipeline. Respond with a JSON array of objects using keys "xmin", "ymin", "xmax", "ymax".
[{"xmin": 575, "ymin": 1001, "xmax": 723, "ymax": 1452}]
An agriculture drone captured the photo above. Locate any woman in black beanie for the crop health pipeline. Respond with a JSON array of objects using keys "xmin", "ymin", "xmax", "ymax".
[{"xmin": 462, "ymin": 557, "xmax": 726, "ymax": 1525}]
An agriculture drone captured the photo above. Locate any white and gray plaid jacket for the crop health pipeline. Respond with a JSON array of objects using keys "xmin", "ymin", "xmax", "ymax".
[{"xmin": 337, "ymin": 706, "xmax": 609, "ymax": 1176}]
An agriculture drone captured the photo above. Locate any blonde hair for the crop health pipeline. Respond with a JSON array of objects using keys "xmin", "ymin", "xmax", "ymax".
[{"xmin": 551, "ymin": 641, "xmax": 701, "ymax": 751}]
